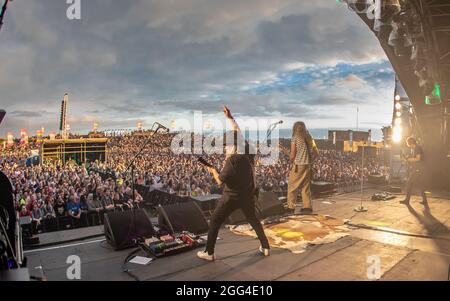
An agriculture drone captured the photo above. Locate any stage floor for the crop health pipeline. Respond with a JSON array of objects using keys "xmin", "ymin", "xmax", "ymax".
[{"xmin": 25, "ymin": 189, "xmax": 450, "ymax": 281}]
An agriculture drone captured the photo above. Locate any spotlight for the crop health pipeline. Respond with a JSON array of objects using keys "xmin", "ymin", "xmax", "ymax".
[
  {"xmin": 396, "ymin": 111, "xmax": 402, "ymax": 117},
  {"xmin": 395, "ymin": 102, "xmax": 402, "ymax": 110},
  {"xmin": 425, "ymin": 83, "xmax": 442, "ymax": 105},
  {"xmin": 392, "ymin": 126, "xmax": 402, "ymax": 143},
  {"xmin": 395, "ymin": 95, "xmax": 401, "ymax": 101}
]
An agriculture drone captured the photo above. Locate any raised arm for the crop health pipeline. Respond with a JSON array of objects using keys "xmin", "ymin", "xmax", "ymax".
[{"xmin": 223, "ymin": 106, "xmax": 241, "ymax": 133}]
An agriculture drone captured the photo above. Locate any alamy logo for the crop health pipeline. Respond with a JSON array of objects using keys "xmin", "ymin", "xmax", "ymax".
[
  {"xmin": 66, "ymin": 255, "xmax": 81, "ymax": 280},
  {"xmin": 66, "ymin": 0, "xmax": 81, "ymax": 20},
  {"xmin": 367, "ymin": 255, "xmax": 381, "ymax": 280}
]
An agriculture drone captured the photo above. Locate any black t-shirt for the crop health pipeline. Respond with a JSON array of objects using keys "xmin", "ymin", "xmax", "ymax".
[
  {"xmin": 409, "ymin": 145, "xmax": 424, "ymax": 169},
  {"xmin": 54, "ymin": 202, "xmax": 66, "ymax": 217},
  {"xmin": 219, "ymin": 154, "xmax": 255, "ymax": 198},
  {"xmin": 411, "ymin": 145, "xmax": 424, "ymax": 159}
]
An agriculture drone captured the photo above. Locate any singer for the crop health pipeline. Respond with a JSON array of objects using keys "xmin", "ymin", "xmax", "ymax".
[
  {"xmin": 197, "ymin": 106, "xmax": 270, "ymax": 261},
  {"xmin": 286, "ymin": 121, "xmax": 319, "ymax": 215}
]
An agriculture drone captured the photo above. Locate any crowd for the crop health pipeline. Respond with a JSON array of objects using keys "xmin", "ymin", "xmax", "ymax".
[{"xmin": 0, "ymin": 131, "xmax": 388, "ymax": 233}]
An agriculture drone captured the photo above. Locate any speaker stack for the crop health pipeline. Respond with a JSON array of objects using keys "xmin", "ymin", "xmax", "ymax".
[
  {"xmin": 104, "ymin": 209, "xmax": 155, "ymax": 250},
  {"xmin": 158, "ymin": 201, "xmax": 209, "ymax": 235},
  {"xmin": 226, "ymin": 192, "xmax": 284, "ymax": 225}
]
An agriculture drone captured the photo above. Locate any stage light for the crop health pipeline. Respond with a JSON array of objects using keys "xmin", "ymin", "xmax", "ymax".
[
  {"xmin": 395, "ymin": 95, "xmax": 401, "ymax": 101},
  {"xmin": 392, "ymin": 126, "xmax": 402, "ymax": 143},
  {"xmin": 425, "ymin": 83, "xmax": 442, "ymax": 105},
  {"xmin": 395, "ymin": 102, "xmax": 402, "ymax": 110},
  {"xmin": 396, "ymin": 111, "xmax": 402, "ymax": 117}
]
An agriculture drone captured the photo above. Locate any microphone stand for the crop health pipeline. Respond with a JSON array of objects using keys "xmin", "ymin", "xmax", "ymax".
[
  {"xmin": 124, "ymin": 122, "xmax": 166, "ymax": 245},
  {"xmin": 265, "ymin": 121, "xmax": 282, "ymax": 145}
]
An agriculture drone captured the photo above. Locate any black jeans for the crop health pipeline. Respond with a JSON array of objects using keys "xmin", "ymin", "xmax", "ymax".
[
  {"xmin": 405, "ymin": 169, "xmax": 427, "ymax": 202},
  {"xmin": 205, "ymin": 194, "xmax": 270, "ymax": 255}
]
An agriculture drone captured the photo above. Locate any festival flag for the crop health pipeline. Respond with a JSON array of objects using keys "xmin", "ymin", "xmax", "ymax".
[
  {"xmin": 7, "ymin": 132, "xmax": 14, "ymax": 147},
  {"xmin": 36, "ymin": 129, "xmax": 44, "ymax": 144},
  {"xmin": 20, "ymin": 129, "xmax": 28, "ymax": 145}
]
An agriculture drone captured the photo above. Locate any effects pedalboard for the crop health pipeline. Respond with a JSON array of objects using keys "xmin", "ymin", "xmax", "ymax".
[{"xmin": 140, "ymin": 232, "xmax": 207, "ymax": 258}]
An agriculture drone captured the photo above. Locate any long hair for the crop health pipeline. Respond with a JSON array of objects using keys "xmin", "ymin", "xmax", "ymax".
[{"xmin": 292, "ymin": 121, "xmax": 307, "ymax": 140}]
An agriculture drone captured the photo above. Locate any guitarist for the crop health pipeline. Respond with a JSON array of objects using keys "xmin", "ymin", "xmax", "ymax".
[
  {"xmin": 400, "ymin": 137, "xmax": 427, "ymax": 205},
  {"xmin": 197, "ymin": 106, "xmax": 270, "ymax": 261},
  {"xmin": 285, "ymin": 122, "xmax": 319, "ymax": 215}
]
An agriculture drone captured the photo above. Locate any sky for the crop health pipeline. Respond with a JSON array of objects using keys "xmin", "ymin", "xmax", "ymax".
[{"xmin": 0, "ymin": 0, "xmax": 395, "ymax": 140}]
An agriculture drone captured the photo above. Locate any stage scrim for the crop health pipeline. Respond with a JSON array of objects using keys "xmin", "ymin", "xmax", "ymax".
[{"xmin": 40, "ymin": 138, "xmax": 108, "ymax": 164}]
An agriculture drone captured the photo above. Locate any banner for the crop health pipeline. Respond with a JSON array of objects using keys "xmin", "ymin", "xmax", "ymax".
[
  {"xmin": 36, "ymin": 129, "xmax": 44, "ymax": 144},
  {"xmin": 20, "ymin": 129, "xmax": 28, "ymax": 145},
  {"xmin": 7, "ymin": 132, "xmax": 14, "ymax": 147}
]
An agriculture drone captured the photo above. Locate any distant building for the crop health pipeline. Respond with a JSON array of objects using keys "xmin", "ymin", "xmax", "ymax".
[{"xmin": 328, "ymin": 130, "xmax": 371, "ymax": 143}]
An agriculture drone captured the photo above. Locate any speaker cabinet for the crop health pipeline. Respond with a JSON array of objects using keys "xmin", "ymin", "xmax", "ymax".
[
  {"xmin": 257, "ymin": 191, "xmax": 285, "ymax": 219},
  {"xmin": 158, "ymin": 201, "xmax": 208, "ymax": 235},
  {"xmin": 226, "ymin": 208, "xmax": 253, "ymax": 225},
  {"xmin": 225, "ymin": 192, "xmax": 284, "ymax": 225},
  {"xmin": 104, "ymin": 209, "xmax": 155, "ymax": 250}
]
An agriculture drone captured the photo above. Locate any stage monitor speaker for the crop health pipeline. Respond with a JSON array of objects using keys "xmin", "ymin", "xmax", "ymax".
[
  {"xmin": 158, "ymin": 201, "xmax": 208, "ymax": 235},
  {"xmin": 368, "ymin": 174, "xmax": 387, "ymax": 185},
  {"xmin": 257, "ymin": 191, "xmax": 285, "ymax": 219},
  {"xmin": 104, "ymin": 209, "xmax": 155, "ymax": 250},
  {"xmin": 226, "ymin": 192, "xmax": 283, "ymax": 225},
  {"xmin": 311, "ymin": 181, "xmax": 336, "ymax": 196},
  {"xmin": 226, "ymin": 208, "xmax": 255, "ymax": 225}
]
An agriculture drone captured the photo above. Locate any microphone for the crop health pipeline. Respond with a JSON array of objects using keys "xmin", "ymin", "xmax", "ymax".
[
  {"xmin": 269, "ymin": 120, "xmax": 283, "ymax": 127},
  {"xmin": 198, "ymin": 157, "xmax": 213, "ymax": 168},
  {"xmin": 0, "ymin": 110, "xmax": 5, "ymax": 126},
  {"xmin": 155, "ymin": 122, "xmax": 170, "ymax": 133}
]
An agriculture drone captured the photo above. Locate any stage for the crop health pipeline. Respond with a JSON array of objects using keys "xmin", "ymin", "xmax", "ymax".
[{"xmin": 25, "ymin": 189, "xmax": 450, "ymax": 281}]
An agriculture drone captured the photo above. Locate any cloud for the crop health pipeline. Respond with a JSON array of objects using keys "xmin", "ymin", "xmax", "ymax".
[
  {"xmin": 0, "ymin": 0, "xmax": 393, "ymax": 137},
  {"xmin": 9, "ymin": 110, "xmax": 52, "ymax": 118}
]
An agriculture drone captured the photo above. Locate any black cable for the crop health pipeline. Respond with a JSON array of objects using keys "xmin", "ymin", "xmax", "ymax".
[{"xmin": 122, "ymin": 243, "xmax": 157, "ymax": 281}]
